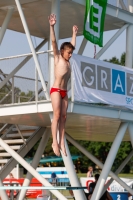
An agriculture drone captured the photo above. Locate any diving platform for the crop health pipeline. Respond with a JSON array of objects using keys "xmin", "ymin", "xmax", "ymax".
[{"xmin": 0, "ymin": 100, "xmax": 132, "ymax": 142}]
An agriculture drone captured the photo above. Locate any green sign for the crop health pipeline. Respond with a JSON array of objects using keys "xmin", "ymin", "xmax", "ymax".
[{"xmin": 83, "ymin": 0, "xmax": 108, "ymax": 47}]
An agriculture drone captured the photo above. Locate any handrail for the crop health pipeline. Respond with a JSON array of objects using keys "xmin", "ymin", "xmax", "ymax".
[{"xmin": 0, "ymin": 50, "xmax": 53, "ymax": 61}]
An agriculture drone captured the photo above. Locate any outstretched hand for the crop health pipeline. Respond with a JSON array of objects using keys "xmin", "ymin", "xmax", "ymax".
[
  {"xmin": 73, "ymin": 25, "xmax": 78, "ymax": 35},
  {"xmin": 48, "ymin": 14, "xmax": 56, "ymax": 26}
]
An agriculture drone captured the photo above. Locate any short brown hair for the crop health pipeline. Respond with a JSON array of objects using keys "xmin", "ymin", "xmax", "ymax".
[{"xmin": 60, "ymin": 42, "xmax": 75, "ymax": 51}]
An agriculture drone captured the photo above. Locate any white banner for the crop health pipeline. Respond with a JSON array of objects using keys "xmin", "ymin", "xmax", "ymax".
[
  {"xmin": 80, "ymin": 177, "xmax": 133, "ymax": 193},
  {"xmin": 71, "ymin": 54, "xmax": 133, "ymax": 110}
]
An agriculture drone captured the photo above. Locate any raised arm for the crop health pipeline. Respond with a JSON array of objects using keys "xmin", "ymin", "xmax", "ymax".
[
  {"xmin": 71, "ymin": 25, "xmax": 78, "ymax": 47},
  {"xmin": 48, "ymin": 14, "xmax": 59, "ymax": 57}
]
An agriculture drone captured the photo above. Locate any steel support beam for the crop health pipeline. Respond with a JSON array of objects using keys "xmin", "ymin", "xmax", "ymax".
[
  {"xmin": 0, "ymin": 179, "xmax": 8, "ymax": 200},
  {"xmin": 95, "ymin": 24, "xmax": 129, "ymax": 59},
  {"xmin": 125, "ymin": 25, "xmax": 133, "ymax": 68},
  {"xmin": 120, "ymin": 0, "xmax": 128, "ymax": 10},
  {"xmin": 65, "ymin": 126, "xmax": 133, "ymax": 195},
  {"xmin": 0, "ymin": 136, "xmax": 67, "ymax": 200},
  {"xmin": 0, "ymin": 127, "xmax": 45, "ymax": 180},
  {"xmin": 0, "ymin": 124, "xmax": 10, "ymax": 134},
  {"xmin": 91, "ymin": 122, "xmax": 128, "ymax": 200},
  {"xmin": 15, "ymin": 0, "xmax": 49, "ymax": 99},
  {"xmin": 127, "ymin": 0, "xmax": 133, "ymax": 12},
  {"xmin": 128, "ymin": 123, "xmax": 133, "ymax": 147},
  {"xmin": 78, "ymin": 38, "xmax": 87, "ymax": 55},
  {"xmin": 0, "ymin": 7, "xmax": 14, "ymax": 44},
  {"xmin": 17, "ymin": 128, "xmax": 51, "ymax": 200},
  {"xmin": 101, "ymin": 149, "xmax": 133, "ymax": 196},
  {"xmin": 126, "ymin": 1, "xmax": 133, "ymax": 68},
  {"xmin": 0, "ymin": 39, "xmax": 47, "ymax": 89},
  {"xmin": 61, "ymin": 138, "xmax": 87, "ymax": 200},
  {"xmin": 1, "ymin": 125, "xmax": 14, "ymax": 140},
  {"xmin": 72, "ymin": 0, "xmax": 133, "ymax": 24}
]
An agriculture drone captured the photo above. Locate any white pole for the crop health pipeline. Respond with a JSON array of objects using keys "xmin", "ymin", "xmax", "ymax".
[
  {"xmin": 16, "ymin": 164, "xmax": 20, "ymax": 179},
  {"xmin": 90, "ymin": 123, "xmax": 128, "ymax": 200},
  {"xmin": 127, "ymin": 0, "xmax": 133, "ymax": 12},
  {"xmin": 119, "ymin": 0, "xmax": 128, "ymax": 10},
  {"xmin": 95, "ymin": 24, "xmax": 129, "ymax": 59},
  {"xmin": 61, "ymin": 139, "xmax": 86, "ymax": 200},
  {"xmin": 12, "ymin": 76, "xmax": 14, "ymax": 104},
  {"xmin": 101, "ymin": 149, "xmax": 133, "ymax": 195},
  {"xmin": 0, "ymin": 179, "xmax": 9, "ymax": 200},
  {"xmin": 125, "ymin": 25, "xmax": 133, "ymax": 68},
  {"xmin": 15, "ymin": 0, "xmax": 49, "ymax": 99},
  {"xmin": 48, "ymin": 0, "xmax": 60, "ymax": 90},
  {"xmin": 0, "ymin": 138, "xmax": 67, "ymax": 200},
  {"xmin": 126, "ymin": 1, "xmax": 133, "ymax": 68},
  {"xmin": 78, "ymin": 38, "xmax": 87, "ymax": 55},
  {"xmin": 35, "ymin": 68, "xmax": 38, "ymax": 102},
  {"xmin": 65, "ymin": 127, "xmax": 133, "ymax": 195},
  {"xmin": 128, "ymin": 123, "xmax": 133, "ymax": 147},
  {"xmin": 17, "ymin": 129, "xmax": 50, "ymax": 200},
  {"xmin": 0, "ymin": 7, "xmax": 14, "ymax": 44}
]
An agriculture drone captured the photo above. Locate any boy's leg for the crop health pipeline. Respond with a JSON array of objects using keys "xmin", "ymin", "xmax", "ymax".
[
  {"xmin": 59, "ymin": 95, "xmax": 68, "ymax": 156},
  {"xmin": 51, "ymin": 92, "xmax": 62, "ymax": 156}
]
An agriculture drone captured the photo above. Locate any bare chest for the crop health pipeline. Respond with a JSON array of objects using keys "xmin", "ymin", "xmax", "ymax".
[{"xmin": 55, "ymin": 58, "xmax": 71, "ymax": 76}]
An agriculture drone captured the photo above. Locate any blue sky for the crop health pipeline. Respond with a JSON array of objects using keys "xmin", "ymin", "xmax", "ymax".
[{"xmin": 0, "ymin": 28, "xmax": 126, "ymax": 61}]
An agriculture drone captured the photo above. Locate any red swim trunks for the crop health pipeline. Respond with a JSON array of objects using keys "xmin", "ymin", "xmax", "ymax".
[{"xmin": 50, "ymin": 87, "xmax": 67, "ymax": 99}]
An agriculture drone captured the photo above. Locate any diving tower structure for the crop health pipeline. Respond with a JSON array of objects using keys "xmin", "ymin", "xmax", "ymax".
[{"xmin": 0, "ymin": 0, "xmax": 133, "ymax": 200}]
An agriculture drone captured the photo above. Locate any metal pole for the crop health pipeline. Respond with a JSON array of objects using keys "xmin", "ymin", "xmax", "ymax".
[
  {"xmin": 0, "ymin": 179, "xmax": 9, "ymax": 200},
  {"xmin": 16, "ymin": 164, "xmax": 20, "ymax": 179},
  {"xmin": 125, "ymin": 25, "xmax": 133, "ymax": 68},
  {"xmin": 48, "ymin": 0, "xmax": 60, "ymax": 90},
  {"xmin": 101, "ymin": 149, "xmax": 133, "ymax": 195},
  {"xmin": 95, "ymin": 24, "xmax": 129, "ymax": 59},
  {"xmin": 0, "ymin": 138, "xmax": 67, "ymax": 200},
  {"xmin": 15, "ymin": 125, "xmax": 26, "ymax": 144},
  {"xmin": 0, "ymin": 39, "xmax": 47, "ymax": 89},
  {"xmin": 120, "ymin": 0, "xmax": 128, "ymax": 10},
  {"xmin": 12, "ymin": 76, "xmax": 14, "ymax": 104},
  {"xmin": 65, "ymin": 127, "xmax": 133, "ymax": 195},
  {"xmin": 128, "ymin": 123, "xmax": 133, "ymax": 147},
  {"xmin": 126, "ymin": 1, "xmax": 133, "ymax": 68},
  {"xmin": 78, "ymin": 38, "xmax": 87, "ymax": 55},
  {"xmin": 127, "ymin": 0, "xmax": 133, "ymax": 12},
  {"xmin": 15, "ymin": 0, "xmax": 49, "ymax": 99},
  {"xmin": 17, "ymin": 128, "xmax": 51, "ymax": 200},
  {"xmin": 61, "ymin": 139, "xmax": 87, "ymax": 200},
  {"xmin": 89, "ymin": 122, "xmax": 128, "ymax": 200},
  {"xmin": 88, "ymin": 123, "xmax": 128, "ymax": 200},
  {"xmin": 0, "ymin": 124, "xmax": 9, "ymax": 134},
  {"xmin": 0, "ymin": 7, "xmax": 14, "ymax": 44},
  {"xmin": 0, "ymin": 90, "xmax": 12, "ymax": 104},
  {"xmin": 35, "ymin": 68, "xmax": 38, "ymax": 102}
]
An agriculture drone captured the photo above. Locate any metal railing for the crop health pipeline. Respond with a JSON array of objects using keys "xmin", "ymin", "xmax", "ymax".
[
  {"xmin": 108, "ymin": 0, "xmax": 127, "ymax": 9},
  {"xmin": 0, "ymin": 50, "xmax": 51, "ymax": 105}
]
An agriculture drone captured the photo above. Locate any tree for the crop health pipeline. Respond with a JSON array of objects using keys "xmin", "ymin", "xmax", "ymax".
[{"xmin": 104, "ymin": 52, "xmax": 125, "ymax": 66}]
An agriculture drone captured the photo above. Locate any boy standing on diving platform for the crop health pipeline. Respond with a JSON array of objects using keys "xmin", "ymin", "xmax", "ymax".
[{"xmin": 48, "ymin": 14, "xmax": 78, "ymax": 156}]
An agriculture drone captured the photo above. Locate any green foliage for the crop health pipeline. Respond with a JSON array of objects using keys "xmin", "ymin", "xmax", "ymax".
[
  {"xmin": 104, "ymin": 52, "xmax": 126, "ymax": 66},
  {"xmin": 120, "ymin": 52, "xmax": 126, "ymax": 66}
]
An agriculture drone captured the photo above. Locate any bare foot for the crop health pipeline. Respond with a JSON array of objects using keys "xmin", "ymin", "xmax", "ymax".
[
  {"xmin": 52, "ymin": 143, "xmax": 60, "ymax": 156},
  {"xmin": 60, "ymin": 144, "xmax": 67, "ymax": 156}
]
